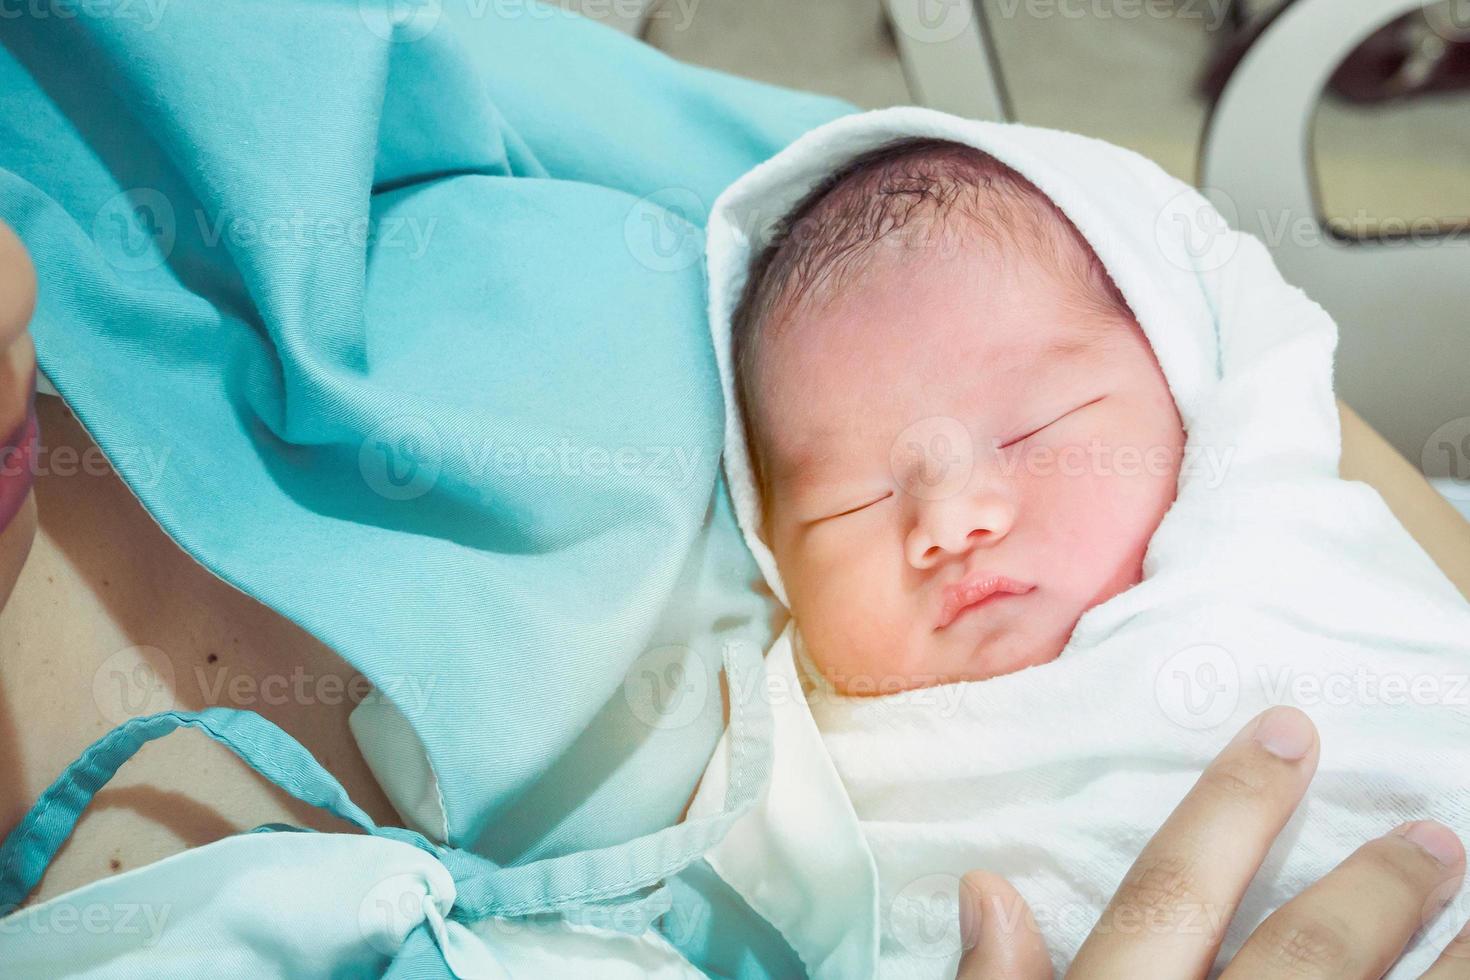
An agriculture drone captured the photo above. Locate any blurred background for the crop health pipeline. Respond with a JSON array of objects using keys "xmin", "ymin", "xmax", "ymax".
[
  {"xmin": 636, "ymin": 0, "xmax": 1469, "ymax": 225},
  {"xmin": 566, "ymin": 0, "xmax": 1470, "ymax": 520}
]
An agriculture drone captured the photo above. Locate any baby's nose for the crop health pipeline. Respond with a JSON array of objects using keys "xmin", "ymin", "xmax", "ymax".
[{"xmin": 905, "ymin": 491, "xmax": 1017, "ymax": 569}]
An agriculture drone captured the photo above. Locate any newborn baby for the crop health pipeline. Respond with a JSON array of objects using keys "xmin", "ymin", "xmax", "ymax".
[
  {"xmin": 730, "ymin": 136, "xmax": 1184, "ymax": 694},
  {"xmin": 696, "ymin": 107, "xmax": 1470, "ymax": 980}
]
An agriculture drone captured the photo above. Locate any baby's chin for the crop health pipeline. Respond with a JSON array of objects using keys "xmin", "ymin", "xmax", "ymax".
[{"xmin": 807, "ymin": 627, "xmax": 1070, "ymax": 697}]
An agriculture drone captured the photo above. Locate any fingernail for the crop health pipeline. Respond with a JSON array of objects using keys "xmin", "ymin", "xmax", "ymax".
[
  {"xmin": 1394, "ymin": 820, "xmax": 1463, "ymax": 868},
  {"xmin": 1250, "ymin": 706, "xmax": 1314, "ymax": 760}
]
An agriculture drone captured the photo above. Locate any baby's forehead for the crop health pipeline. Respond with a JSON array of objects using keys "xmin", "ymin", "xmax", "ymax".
[{"xmin": 759, "ymin": 235, "xmax": 1118, "ymax": 387}]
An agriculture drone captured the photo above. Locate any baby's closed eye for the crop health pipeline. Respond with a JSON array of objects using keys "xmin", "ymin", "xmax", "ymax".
[
  {"xmin": 810, "ymin": 490, "xmax": 895, "ymax": 524},
  {"xmin": 996, "ymin": 395, "xmax": 1108, "ymax": 449}
]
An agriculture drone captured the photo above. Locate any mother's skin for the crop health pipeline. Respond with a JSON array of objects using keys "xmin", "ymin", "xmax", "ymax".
[
  {"xmin": 1, "ymin": 221, "xmax": 1469, "ymax": 908},
  {"xmin": 0, "ymin": 223, "xmax": 395, "ymax": 906}
]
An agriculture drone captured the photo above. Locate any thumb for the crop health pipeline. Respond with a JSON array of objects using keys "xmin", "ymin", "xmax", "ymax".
[{"xmin": 955, "ymin": 870, "xmax": 1052, "ymax": 980}]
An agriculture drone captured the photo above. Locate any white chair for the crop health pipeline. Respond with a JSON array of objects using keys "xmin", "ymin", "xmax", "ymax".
[
  {"xmin": 1200, "ymin": 0, "xmax": 1470, "ymax": 488},
  {"xmin": 881, "ymin": 0, "xmax": 1011, "ymax": 121}
]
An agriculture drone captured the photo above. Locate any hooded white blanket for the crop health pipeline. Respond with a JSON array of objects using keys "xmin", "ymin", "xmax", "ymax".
[{"xmin": 702, "ymin": 106, "xmax": 1470, "ymax": 978}]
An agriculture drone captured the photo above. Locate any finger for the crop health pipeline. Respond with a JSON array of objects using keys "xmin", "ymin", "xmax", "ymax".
[
  {"xmin": 1221, "ymin": 820, "xmax": 1465, "ymax": 980},
  {"xmin": 1067, "ymin": 706, "xmax": 1319, "ymax": 980},
  {"xmin": 1422, "ymin": 920, "xmax": 1470, "ymax": 979},
  {"xmin": 956, "ymin": 871, "xmax": 1053, "ymax": 980}
]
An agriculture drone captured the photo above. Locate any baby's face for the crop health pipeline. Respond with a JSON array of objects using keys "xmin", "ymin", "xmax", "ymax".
[{"xmin": 753, "ymin": 238, "xmax": 1184, "ymax": 693}]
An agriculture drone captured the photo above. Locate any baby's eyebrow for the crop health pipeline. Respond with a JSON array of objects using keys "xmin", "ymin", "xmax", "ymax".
[
  {"xmin": 774, "ymin": 439, "xmax": 839, "ymax": 490},
  {"xmin": 1040, "ymin": 322, "xmax": 1114, "ymax": 362}
]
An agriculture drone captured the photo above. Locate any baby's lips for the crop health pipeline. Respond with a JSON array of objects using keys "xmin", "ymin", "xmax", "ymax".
[{"xmin": 935, "ymin": 574, "xmax": 1036, "ymax": 629}]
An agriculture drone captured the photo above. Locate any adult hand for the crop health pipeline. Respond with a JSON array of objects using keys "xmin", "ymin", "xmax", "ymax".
[{"xmin": 957, "ymin": 706, "xmax": 1470, "ymax": 978}]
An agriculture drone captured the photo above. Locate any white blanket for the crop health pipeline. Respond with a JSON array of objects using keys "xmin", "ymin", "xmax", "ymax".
[{"xmin": 705, "ymin": 106, "xmax": 1470, "ymax": 977}]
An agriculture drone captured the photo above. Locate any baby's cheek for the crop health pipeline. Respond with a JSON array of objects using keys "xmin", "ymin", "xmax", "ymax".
[
  {"xmin": 798, "ymin": 601, "xmax": 902, "ymax": 694},
  {"xmin": 1021, "ymin": 454, "xmax": 1151, "ymax": 578},
  {"xmin": 785, "ymin": 536, "xmax": 918, "ymax": 690}
]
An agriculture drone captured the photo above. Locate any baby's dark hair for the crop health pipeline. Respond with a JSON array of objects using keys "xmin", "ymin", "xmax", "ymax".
[{"xmin": 729, "ymin": 136, "xmax": 1135, "ymax": 526}]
